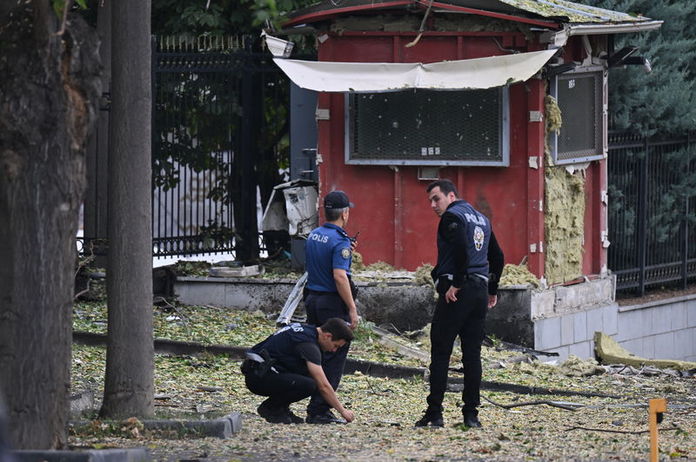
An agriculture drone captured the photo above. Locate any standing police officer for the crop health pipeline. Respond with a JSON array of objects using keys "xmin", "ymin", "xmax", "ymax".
[
  {"xmin": 416, "ymin": 179, "xmax": 504, "ymax": 428},
  {"xmin": 242, "ymin": 318, "xmax": 355, "ymax": 424},
  {"xmin": 303, "ymin": 190, "xmax": 359, "ymax": 424}
]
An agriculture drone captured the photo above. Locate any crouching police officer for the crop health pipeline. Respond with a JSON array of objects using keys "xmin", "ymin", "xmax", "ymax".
[{"xmin": 241, "ymin": 318, "xmax": 355, "ymax": 424}]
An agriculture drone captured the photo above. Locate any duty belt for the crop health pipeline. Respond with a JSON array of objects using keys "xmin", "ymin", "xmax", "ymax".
[
  {"xmin": 441, "ymin": 273, "xmax": 489, "ymax": 283},
  {"xmin": 242, "ymin": 351, "xmax": 278, "ymax": 375}
]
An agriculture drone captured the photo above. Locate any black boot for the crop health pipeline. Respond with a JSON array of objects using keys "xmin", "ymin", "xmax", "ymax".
[
  {"xmin": 415, "ymin": 409, "xmax": 444, "ymax": 427},
  {"xmin": 462, "ymin": 410, "xmax": 481, "ymax": 428},
  {"xmin": 282, "ymin": 406, "xmax": 305, "ymax": 424},
  {"xmin": 257, "ymin": 399, "xmax": 293, "ymax": 424}
]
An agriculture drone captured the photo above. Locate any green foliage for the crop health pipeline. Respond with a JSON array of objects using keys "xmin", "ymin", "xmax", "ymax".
[
  {"xmin": 172, "ymin": 260, "xmax": 212, "ymax": 277},
  {"xmin": 199, "ymin": 220, "xmax": 238, "ymax": 248},
  {"xmin": 52, "ymin": 0, "xmax": 88, "ymax": 19},
  {"xmin": 583, "ymin": 0, "xmax": 696, "ymax": 135},
  {"xmin": 152, "ymin": 62, "xmax": 241, "ymax": 194},
  {"xmin": 151, "ymin": 0, "xmax": 317, "ymax": 37}
]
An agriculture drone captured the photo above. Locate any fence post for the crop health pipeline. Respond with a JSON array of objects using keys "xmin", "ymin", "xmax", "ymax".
[
  {"xmin": 682, "ymin": 132, "xmax": 692, "ymax": 290},
  {"xmin": 636, "ymin": 137, "xmax": 649, "ymax": 297},
  {"xmin": 236, "ymin": 51, "xmax": 261, "ymax": 262}
]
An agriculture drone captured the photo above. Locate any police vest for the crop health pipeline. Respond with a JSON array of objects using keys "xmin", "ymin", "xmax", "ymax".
[
  {"xmin": 250, "ymin": 323, "xmax": 319, "ymax": 375},
  {"xmin": 436, "ymin": 200, "xmax": 491, "ymax": 278}
]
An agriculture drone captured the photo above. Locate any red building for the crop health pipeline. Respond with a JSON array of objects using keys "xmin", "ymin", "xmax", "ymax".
[{"xmin": 274, "ymin": 0, "xmax": 661, "ymax": 283}]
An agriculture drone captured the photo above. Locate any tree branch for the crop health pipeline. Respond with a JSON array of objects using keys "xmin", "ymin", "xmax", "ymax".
[{"xmin": 483, "ymin": 394, "xmax": 580, "ymax": 411}]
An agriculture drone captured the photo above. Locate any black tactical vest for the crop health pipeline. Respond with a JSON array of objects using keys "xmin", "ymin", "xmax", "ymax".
[
  {"xmin": 250, "ymin": 323, "xmax": 319, "ymax": 375},
  {"xmin": 435, "ymin": 200, "xmax": 491, "ymax": 278}
]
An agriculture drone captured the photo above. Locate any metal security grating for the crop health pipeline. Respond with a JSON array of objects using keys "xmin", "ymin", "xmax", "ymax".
[
  {"xmin": 347, "ymin": 89, "xmax": 506, "ymax": 165},
  {"xmin": 551, "ymin": 69, "xmax": 605, "ymax": 164}
]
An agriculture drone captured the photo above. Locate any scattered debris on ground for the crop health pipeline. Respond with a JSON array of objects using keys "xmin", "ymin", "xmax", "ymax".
[{"xmin": 71, "ymin": 302, "xmax": 696, "ymax": 461}]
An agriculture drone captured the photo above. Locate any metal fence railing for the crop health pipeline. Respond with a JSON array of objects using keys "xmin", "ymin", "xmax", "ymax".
[
  {"xmin": 607, "ymin": 132, "xmax": 696, "ymax": 295},
  {"xmin": 151, "ymin": 35, "xmax": 288, "ymax": 260}
]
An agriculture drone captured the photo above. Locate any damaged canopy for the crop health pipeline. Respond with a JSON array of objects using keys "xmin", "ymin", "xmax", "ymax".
[{"xmin": 272, "ymin": 48, "xmax": 558, "ymax": 92}]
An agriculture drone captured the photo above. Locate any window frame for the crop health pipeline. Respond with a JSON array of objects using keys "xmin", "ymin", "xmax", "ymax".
[
  {"xmin": 343, "ymin": 88, "xmax": 510, "ymax": 167},
  {"xmin": 549, "ymin": 65, "xmax": 608, "ymax": 165}
]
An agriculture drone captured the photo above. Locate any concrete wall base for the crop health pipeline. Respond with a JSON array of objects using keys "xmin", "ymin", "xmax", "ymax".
[
  {"xmin": 174, "ymin": 276, "xmax": 435, "ymax": 331},
  {"xmin": 175, "ymin": 275, "xmax": 696, "ymax": 363}
]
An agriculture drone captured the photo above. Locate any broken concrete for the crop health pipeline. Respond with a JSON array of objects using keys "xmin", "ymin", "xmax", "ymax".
[
  {"xmin": 70, "ymin": 390, "xmax": 95, "ymax": 418},
  {"xmin": 70, "ymin": 413, "xmax": 243, "ymax": 441},
  {"xmin": 139, "ymin": 412, "xmax": 242, "ymax": 439},
  {"xmin": 12, "ymin": 449, "xmax": 150, "ymax": 462},
  {"xmin": 595, "ymin": 332, "xmax": 696, "ymax": 371}
]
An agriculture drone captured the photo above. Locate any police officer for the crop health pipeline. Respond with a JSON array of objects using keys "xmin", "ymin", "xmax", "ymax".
[
  {"xmin": 242, "ymin": 318, "xmax": 355, "ymax": 424},
  {"xmin": 415, "ymin": 179, "xmax": 504, "ymax": 428},
  {"xmin": 303, "ymin": 190, "xmax": 359, "ymax": 424}
]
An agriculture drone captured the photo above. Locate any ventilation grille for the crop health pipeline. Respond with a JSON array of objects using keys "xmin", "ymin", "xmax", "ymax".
[
  {"xmin": 552, "ymin": 71, "xmax": 605, "ymax": 164},
  {"xmin": 348, "ymin": 89, "xmax": 506, "ymax": 165}
]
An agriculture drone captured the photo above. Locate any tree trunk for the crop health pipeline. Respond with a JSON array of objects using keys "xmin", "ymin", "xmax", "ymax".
[
  {"xmin": 100, "ymin": 0, "xmax": 154, "ymax": 419},
  {"xmin": 0, "ymin": 4, "xmax": 101, "ymax": 449}
]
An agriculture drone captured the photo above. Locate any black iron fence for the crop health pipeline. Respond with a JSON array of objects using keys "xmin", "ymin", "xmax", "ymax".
[
  {"xmin": 151, "ymin": 35, "xmax": 289, "ymax": 259},
  {"xmin": 607, "ymin": 132, "xmax": 696, "ymax": 295}
]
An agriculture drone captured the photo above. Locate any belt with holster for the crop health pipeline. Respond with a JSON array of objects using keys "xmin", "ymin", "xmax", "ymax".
[{"xmin": 240, "ymin": 350, "xmax": 278, "ymax": 377}]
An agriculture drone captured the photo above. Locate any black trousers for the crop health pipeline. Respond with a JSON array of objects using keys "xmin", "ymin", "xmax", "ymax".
[
  {"xmin": 244, "ymin": 365, "xmax": 317, "ymax": 408},
  {"xmin": 304, "ymin": 291, "xmax": 351, "ymax": 415},
  {"xmin": 426, "ymin": 276, "xmax": 488, "ymax": 414}
]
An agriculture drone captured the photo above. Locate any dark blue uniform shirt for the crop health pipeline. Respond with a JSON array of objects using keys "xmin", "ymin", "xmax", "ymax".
[{"xmin": 305, "ymin": 223, "xmax": 352, "ymax": 293}]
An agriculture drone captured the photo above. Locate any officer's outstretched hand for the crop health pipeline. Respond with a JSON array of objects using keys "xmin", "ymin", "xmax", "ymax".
[{"xmin": 340, "ymin": 409, "xmax": 355, "ymax": 423}]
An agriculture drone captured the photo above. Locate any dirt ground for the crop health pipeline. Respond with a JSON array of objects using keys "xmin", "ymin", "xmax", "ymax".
[
  {"xmin": 616, "ymin": 285, "xmax": 696, "ymax": 307},
  {"xmin": 68, "ymin": 295, "xmax": 695, "ymax": 461},
  {"xmin": 70, "ymin": 347, "xmax": 695, "ymax": 462}
]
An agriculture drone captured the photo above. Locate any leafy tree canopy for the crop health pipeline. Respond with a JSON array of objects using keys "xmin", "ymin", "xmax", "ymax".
[
  {"xmin": 583, "ymin": 0, "xmax": 696, "ymax": 136},
  {"xmin": 151, "ymin": 0, "xmax": 316, "ymax": 37}
]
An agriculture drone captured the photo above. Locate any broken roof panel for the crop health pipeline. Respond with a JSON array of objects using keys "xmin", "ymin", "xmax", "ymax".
[
  {"xmin": 495, "ymin": 0, "xmax": 648, "ymax": 23},
  {"xmin": 285, "ymin": 0, "xmax": 659, "ymax": 30}
]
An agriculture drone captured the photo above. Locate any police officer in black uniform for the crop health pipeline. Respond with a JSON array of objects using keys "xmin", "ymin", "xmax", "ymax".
[
  {"xmin": 242, "ymin": 318, "xmax": 355, "ymax": 424},
  {"xmin": 415, "ymin": 179, "xmax": 504, "ymax": 428},
  {"xmin": 302, "ymin": 190, "xmax": 359, "ymax": 424}
]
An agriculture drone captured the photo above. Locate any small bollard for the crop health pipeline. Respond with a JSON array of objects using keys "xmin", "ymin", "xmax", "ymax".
[{"xmin": 649, "ymin": 398, "xmax": 667, "ymax": 462}]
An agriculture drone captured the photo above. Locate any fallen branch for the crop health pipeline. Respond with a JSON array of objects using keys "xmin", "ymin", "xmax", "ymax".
[
  {"xmin": 566, "ymin": 425, "xmax": 682, "ymax": 435},
  {"xmin": 371, "ymin": 325, "xmax": 431, "ymax": 362},
  {"xmin": 449, "ymin": 378, "xmax": 623, "ymax": 399},
  {"xmin": 487, "ymin": 337, "xmax": 560, "ymax": 357},
  {"xmin": 483, "ymin": 395, "xmax": 579, "ymax": 411},
  {"xmin": 565, "ymin": 426, "xmax": 645, "ymax": 435}
]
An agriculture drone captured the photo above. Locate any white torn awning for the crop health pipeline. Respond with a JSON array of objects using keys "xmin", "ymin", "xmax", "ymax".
[{"xmin": 273, "ymin": 49, "xmax": 558, "ymax": 92}]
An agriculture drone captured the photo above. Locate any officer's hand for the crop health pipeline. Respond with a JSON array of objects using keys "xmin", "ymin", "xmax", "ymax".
[
  {"xmin": 349, "ymin": 312, "xmax": 359, "ymax": 330},
  {"xmin": 340, "ymin": 409, "xmax": 355, "ymax": 423},
  {"xmin": 350, "ymin": 240, "xmax": 358, "ymax": 251},
  {"xmin": 487, "ymin": 294, "xmax": 498, "ymax": 309},
  {"xmin": 445, "ymin": 286, "xmax": 459, "ymax": 303}
]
